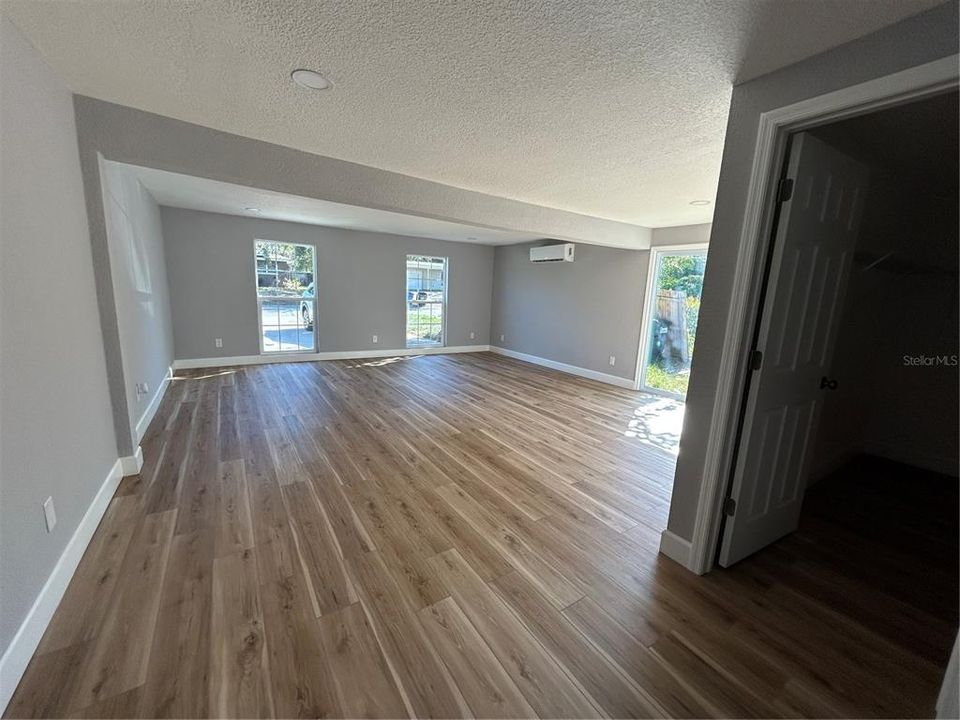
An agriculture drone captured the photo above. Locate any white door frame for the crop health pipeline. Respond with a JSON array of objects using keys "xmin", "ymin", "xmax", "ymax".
[
  {"xmin": 686, "ymin": 54, "xmax": 959, "ymax": 575},
  {"xmin": 634, "ymin": 243, "xmax": 709, "ymax": 396}
]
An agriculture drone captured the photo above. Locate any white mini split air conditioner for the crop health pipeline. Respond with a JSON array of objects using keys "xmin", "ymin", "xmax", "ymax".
[{"xmin": 530, "ymin": 243, "xmax": 575, "ymax": 263}]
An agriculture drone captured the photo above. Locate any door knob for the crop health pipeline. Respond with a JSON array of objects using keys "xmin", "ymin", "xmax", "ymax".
[{"xmin": 819, "ymin": 376, "xmax": 838, "ymax": 390}]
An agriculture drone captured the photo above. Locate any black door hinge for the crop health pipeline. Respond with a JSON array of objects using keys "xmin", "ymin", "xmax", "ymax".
[
  {"xmin": 777, "ymin": 178, "xmax": 794, "ymax": 203},
  {"xmin": 723, "ymin": 497, "xmax": 737, "ymax": 517},
  {"xmin": 749, "ymin": 350, "xmax": 763, "ymax": 371}
]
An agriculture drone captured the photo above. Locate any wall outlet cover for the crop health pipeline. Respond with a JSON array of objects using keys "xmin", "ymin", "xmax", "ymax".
[
  {"xmin": 372, "ymin": 334, "xmax": 378, "ymax": 343},
  {"xmin": 470, "ymin": 331, "xmax": 475, "ymax": 340},
  {"xmin": 609, "ymin": 355, "xmax": 616, "ymax": 366},
  {"xmin": 215, "ymin": 337, "xmax": 223, "ymax": 348},
  {"xmin": 500, "ymin": 334, "xmax": 505, "ymax": 342}
]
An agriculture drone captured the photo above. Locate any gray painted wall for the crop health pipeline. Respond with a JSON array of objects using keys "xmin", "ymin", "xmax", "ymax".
[
  {"xmin": 160, "ymin": 208, "xmax": 494, "ymax": 359},
  {"xmin": 100, "ymin": 161, "xmax": 174, "ymax": 444},
  {"xmin": 490, "ymin": 242, "xmax": 649, "ymax": 381},
  {"xmin": 489, "ymin": 225, "xmax": 711, "ymax": 382},
  {"xmin": 667, "ymin": 2, "xmax": 960, "ymax": 542},
  {"xmin": 0, "ymin": 17, "xmax": 118, "ymax": 656},
  {"xmin": 651, "ymin": 224, "xmax": 712, "ymax": 248}
]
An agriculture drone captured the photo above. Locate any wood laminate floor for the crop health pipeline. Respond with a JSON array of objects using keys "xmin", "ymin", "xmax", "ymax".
[{"xmin": 6, "ymin": 352, "xmax": 956, "ymax": 718}]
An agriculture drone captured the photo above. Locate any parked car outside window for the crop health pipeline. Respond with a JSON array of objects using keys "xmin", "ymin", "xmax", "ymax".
[
  {"xmin": 407, "ymin": 289, "xmax": 428, "ymax": 307},
  {"xmin": 300, "ymin": 282, "xmax": 315, "ymax": 330}
]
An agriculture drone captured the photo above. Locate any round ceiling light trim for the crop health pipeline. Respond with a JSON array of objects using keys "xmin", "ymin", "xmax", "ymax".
[
  {"xmin": 291, "ymin": 68, "xmax": 332, "ymax": 91},
  {"xmin": 244, "ymin": 207, "xmax": 262, "ymax": 213},
  {"xmin": 689, "ymin": 200, "xmax": 712, "ymax": 206}
]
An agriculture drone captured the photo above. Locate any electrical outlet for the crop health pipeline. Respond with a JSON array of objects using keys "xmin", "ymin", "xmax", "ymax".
[
  {"xmin": 499, "ymin": 334, "xmax": 505, "ymax": 342},
  {"xmin": 372, "ymin": 334, "xmax": 378, "ymax": 344},
  {"xmin": 469, "ymin": 331, "xmax": 475, "ymax": 340},
  {"xmin": 215, "ymin": 337, "xmax": 223, "ymax": 348},
  {"xmin": 135, "ymin": 382, "xmax": 149, "ymax": 398},
  {"xmin": 609, "ymin": 355, "xmax": 616, "ymax": 367},
  {"xmin": 43, "ymin": 497, "xmax": 56, "ymax": 533}
]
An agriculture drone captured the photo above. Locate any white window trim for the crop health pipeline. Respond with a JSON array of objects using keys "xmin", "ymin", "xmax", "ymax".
[{"xmin": 405, "ymin": 255, "xmax": 448, "ymax": 348}]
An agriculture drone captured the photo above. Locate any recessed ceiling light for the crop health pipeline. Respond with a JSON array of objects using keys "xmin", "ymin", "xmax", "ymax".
[
  {"xmin": 291, "ymin": 69, "xmax": 332, "ymax": 91},
  {"xmin": 467, "ymin": 236, "xmax": 478, "ymax": 241},
  {"xmin": 244, "ymin": 207, "xmax": 261, "ymax": 213},
  {"xmin": 689, "ymin": 200, "xmax": 711, "ymax": 206}
]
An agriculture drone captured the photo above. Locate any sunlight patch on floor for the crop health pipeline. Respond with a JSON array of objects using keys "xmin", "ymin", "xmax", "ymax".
[{"xmin": 623, "ymin": 394, "xmax": 684, "ymax": 454}]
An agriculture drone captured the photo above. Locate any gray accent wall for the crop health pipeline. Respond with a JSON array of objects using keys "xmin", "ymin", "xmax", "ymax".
[
  {"xmin": 490, "ymin": 243, "xmax": 650, "ymax": 381},
  {"xmin": 0, "ymin": 17, "xmax": 118, "ymax": 657},
  {"xmin": 489, "ymin": 225, "xmax": 711, "ymax": 382},
  {"xmin": 160, "ymin": 208, "xmax": 494, "ymax": 359},
  {"xmin": 666, "ymin": 2, "xmax": 960, "ymax": 542},
  {"xmin": 100, "ymin": 160, "xmax": 174, "ymax": 445}
]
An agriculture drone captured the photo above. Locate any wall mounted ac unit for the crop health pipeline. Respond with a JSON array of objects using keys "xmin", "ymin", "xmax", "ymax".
[{"xmin": 530, "ymin": 243, "xmax": 575, "ymax": 263}]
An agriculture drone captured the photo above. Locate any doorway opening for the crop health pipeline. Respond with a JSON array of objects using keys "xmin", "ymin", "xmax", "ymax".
[
  {"xmin": 637, "ymin": 244, "xmax": 708, "ymax": 399},
  {"xmin": 718, "ymin": 90, "xmax": 959, "ymax": 568},
  {"xmin": 708, "ymin": 90, "xmax": 959, "ymax": 710}
]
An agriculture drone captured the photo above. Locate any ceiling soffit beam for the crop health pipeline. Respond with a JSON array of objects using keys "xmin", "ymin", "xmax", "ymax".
[{"xmin": 73, "ymin": 95, "xmax": 651, "ymax": 250}]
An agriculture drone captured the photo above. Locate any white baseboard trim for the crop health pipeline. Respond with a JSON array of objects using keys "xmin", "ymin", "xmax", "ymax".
[
  {"xmin": 135, "ymin": 367, "xmax": 171, "ymax": 444},
  {"xmin": 489, "ymin": 346, "xmax": 636, "ymax": 389},
  {"xmin": 0, "ymin": 458, "xmax": 124, "ymax": 713},
  {"xmin": 119, "ymin": 446, "xmax": 144, "ymax": 476},
  {"xmin": 172, "ymin": 344, "xmax": 491, "ymax": 370},
  {"xmin": 659, "ymin": 529, "xmax": 698, "ymax": 573}
]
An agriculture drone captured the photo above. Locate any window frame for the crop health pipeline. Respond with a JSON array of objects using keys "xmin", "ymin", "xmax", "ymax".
[
  {"xmin": 253, "ymin": 239, "xmax": 317, "ymax": 355},
  {"xmin": 634, "ymin": 243, "xmax": 708, "ymax": 398},
  {"xmin": 405, "ymin": 255, "xmax": 448, "ymax": 349}
]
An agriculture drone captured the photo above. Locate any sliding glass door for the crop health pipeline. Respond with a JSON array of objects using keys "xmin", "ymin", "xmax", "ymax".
[{"xmin": 639, "ymin": 246, "xmax": 707, "ymax": 399}]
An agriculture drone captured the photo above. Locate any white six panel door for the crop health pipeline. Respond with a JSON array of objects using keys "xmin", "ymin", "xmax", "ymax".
[{"xmin": 719, "ymin": 132, "xmax": 870, "ymax": 567}]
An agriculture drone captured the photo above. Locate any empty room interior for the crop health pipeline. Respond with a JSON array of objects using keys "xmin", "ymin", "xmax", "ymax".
[{"xmin": 0, "ymin": 2, "xmax": 958, "ymax": 719}]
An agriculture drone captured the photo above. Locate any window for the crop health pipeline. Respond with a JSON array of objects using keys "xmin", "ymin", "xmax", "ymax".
[
  {"xmin": 255, "ymin": 240, "xmax": 315, "ymax": 353},
  {"xmin": 406, "ymin": 255, "xmax": 447, "ymax": 347}
]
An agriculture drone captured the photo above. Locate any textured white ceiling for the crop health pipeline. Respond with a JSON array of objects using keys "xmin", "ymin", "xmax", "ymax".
[
  {"xmin": 120, "ymin": 162, "xmax": 542, "ymax": 245},
  {"xmin": 3, "ymin": 0, "xmax": 943, "ymax": 227}
]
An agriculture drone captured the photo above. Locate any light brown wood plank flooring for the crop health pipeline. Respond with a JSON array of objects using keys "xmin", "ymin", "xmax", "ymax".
[{"xmin": 6, "ymin": 352, "xmax": 955, "ymax": 718}]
